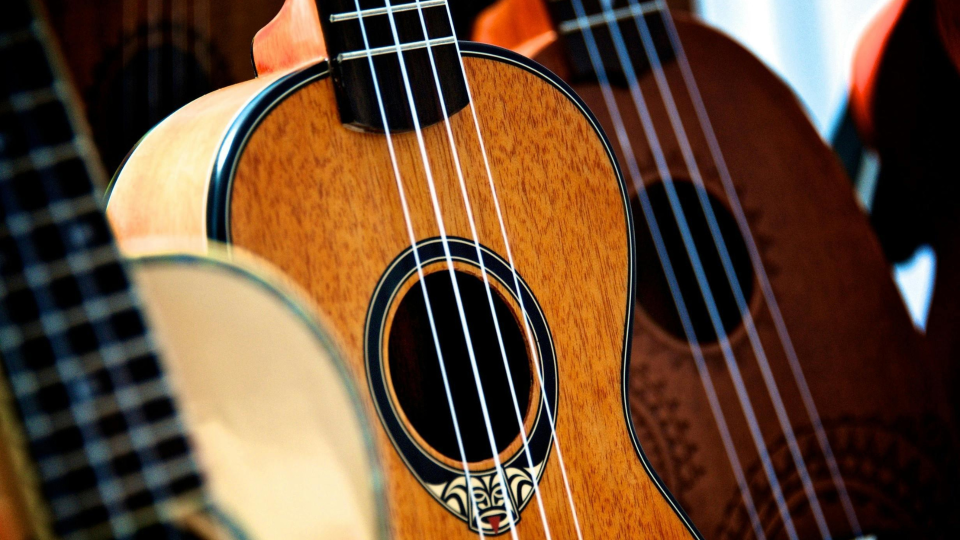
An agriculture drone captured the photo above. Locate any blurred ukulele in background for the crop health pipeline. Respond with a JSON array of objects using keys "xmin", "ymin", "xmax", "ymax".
[
  {"xmin": 474, "ymin": 1, "xmax": 960, "ymax": 538},
  {"xmin": 0, "ymin": 1, "xmax": 384, "ymax": 537},
  {"xmin": 35, "ymin": 0, "xmax": 500, "ymax": 175},
  {"xmin": 37, "ymin": 0, "xmax": 285, "ymax": 173}
]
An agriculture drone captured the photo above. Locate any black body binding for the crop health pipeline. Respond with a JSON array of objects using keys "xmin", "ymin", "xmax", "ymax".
[{"xmin": 200, "ymin": 40, "xmax": 703, "ymax": 540}]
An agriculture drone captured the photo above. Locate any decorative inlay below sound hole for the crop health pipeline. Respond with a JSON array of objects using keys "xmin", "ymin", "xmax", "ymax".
[{"xmin": 365, "ymin": 238, "xmax": 558, "ymax": 535}]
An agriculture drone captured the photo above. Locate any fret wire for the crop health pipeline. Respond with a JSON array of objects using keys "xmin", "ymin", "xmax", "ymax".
[
  {"xmin": 1, "ymin": 7, "xmax": 204, "ymax": 535},
  {"xmin": 44, "ymin": 446, "xmax": 195, "ymax": 526},
  {"xmin": 39, "ymin": 418, "xmax": 186, "ymax": 482},
  {"xmin": 0, "ymin": 87, "xmax": 60, "ymax": 116},
  {"xmin": 35, "ymin": 380, "xmax": 165, "ymax": 444},
  {"xmin": 0, "ymin": 185, "xmax": 186, "ymax": 518},
  {"xmin": 55, "ymin": 461, "xmax": 199, "ymax": 530},
  {"xmin": 338, "ymin": 36, "xmax": 456, "ymax": 62},
  {"xmin": 36, "ymin": 420, "xmax": 193, "ymax": 518},
  {"xmin": 6, "ymin": 290, "xmax": 138, "ymax": 344},
  {"xmin": 329, "ymin": 0, "xmax": 446, "ymax": 22},
  {"xmin": 0, "ymin": 327, "xmax": 23, "ymax": 350},
  {"xmin": 1, "ymin": 141, "xmax": 81, "ymax": 178},
  {"xmin": 3, "ymin": 198, "xmax": 101, "ymax": 237},
  {"xmin": 9, "ymin": 336, "xmax": 155, "ymax": 399},
  {"xmin": 50, "ymin": 455, "xmax": 198, "ymax": 521},
  {"xmin": 3, "ymin": 258, "xmax": 113, "ymax": 353},
  {"xmin": 29, "ymin": 16, "xmax": 109, "ymax": 190},
  {"xmin": 0, "ymin": 244, "xmax": 121, "ymax": 297},
  {"xmin": 558, "ymin": 0, "xmax": 664, "ymax": 34}
]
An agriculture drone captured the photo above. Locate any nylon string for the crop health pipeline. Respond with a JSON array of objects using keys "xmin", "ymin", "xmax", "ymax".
[
  {"xmin": 624, "ymin": 3, "xmax": 834, "ymax": 538},
  {"xmin": 568, "ymin": 0, "xmax": 796, "ymax": 537},
  {"xmin": 591, "ymin": 3, "xmax": 808, "ymax": 537},
  {"xmin": 350, "ymin": 2, "xmax": 486, "ymax": 537},
  {"xmin": 377, "ymin": 1, "xmax": 520, "ymax": 536},
  {"xmin": 409, "ymin": 4, "xmax": 558, "ymax": 537},
  {"xmin": 657, "ymin": 8, "xmax": 862, "ymax": 535},
  {"xmin": 439, "ymin": 3, "xmax": 587, "ymax": 537}
]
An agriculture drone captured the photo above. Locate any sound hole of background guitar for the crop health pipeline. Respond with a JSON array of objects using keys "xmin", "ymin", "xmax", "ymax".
[
  {"xmin": 632, "ymin": 180, "xmax": 755, "ymax": 343},
  {"xmin": 388, "ymin": 270, "xmax": 533, "ymax": 463}
]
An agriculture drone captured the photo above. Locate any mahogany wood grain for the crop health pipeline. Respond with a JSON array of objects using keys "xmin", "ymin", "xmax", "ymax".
[
  {"xmin": 107, "ymin": 23, "xmax": 698, "ymax": 540},
  {"xmin": 252, "ymin": 0, "xmax": 327, "ymax": 76},
  {"xmin": 477, "ymin": 2, "xmax": 960, "ymax": 537},
  {"xmin": 229, "ymin": 61, "xmax": 686, "ymax": 539}
]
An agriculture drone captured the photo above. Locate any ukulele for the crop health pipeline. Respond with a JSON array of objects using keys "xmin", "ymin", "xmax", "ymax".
[
  {"xmin": 472, "ymin": 1, "xmax": 960, "ymax": 538},
  {"xmin": 106, "ymin": 0, "xmax": 700, "ymax": 537},
  {"xmin": 849, "ymin": 0, "xmax": 960, "ymax": 434},
  {"xmin": 38, "ymin": 0, "xmax": 286, "ymax": 173},
  {"xmin": 0, "ymin": 1, "xmax": 383, "ymax": 537}
]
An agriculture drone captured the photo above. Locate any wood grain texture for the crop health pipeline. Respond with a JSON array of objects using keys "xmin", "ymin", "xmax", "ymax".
[
  {"xmin": 106, "ymin": 73, "xmax": 280, "ymax": 247},
  {"xmin": 476, "ymin": 3, "xmax": 960, "ymax": 536},
  {"xmin": 107, "ymin": 49, "xmax": 698, "ymax": 538},
  {"xmin": 252, "ymin": 0, "xmax": 327, "ymax": 76},
  {"xmin": 227, "ymin": 55, "xmax": 693, "ymax": 540}
]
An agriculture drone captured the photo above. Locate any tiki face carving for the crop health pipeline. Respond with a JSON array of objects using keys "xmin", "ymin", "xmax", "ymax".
[{"xmin": 367, "ymin": 239, "xmax": 558, "ymax": 536}]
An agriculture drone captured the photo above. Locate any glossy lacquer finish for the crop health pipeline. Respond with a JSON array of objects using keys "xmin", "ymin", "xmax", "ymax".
[{"xmin": 106, "ymin": 0, "xmax": 700, "ymax": 537}]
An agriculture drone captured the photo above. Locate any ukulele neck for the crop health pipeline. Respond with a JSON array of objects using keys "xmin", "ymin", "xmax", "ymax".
[
  {"xmin": 0, "ymin": 2, "xmax": 206, "ymax": 535},
  {"xmin": 545, "ymin": 0, "xmax": 675, "ymax": 83},
  {"xmin": 316, "ymin": 0, "xmax": 469, "ymax": 132}
]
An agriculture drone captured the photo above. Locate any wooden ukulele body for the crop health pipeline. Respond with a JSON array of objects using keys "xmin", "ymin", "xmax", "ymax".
[
  {"xmin": 39, "ymin": 0, "xmax": 286, "ymax": 171},
  {"xmin": 474, "ymin": 4, "xmax": 960, "ymax": 538},
  {"xmin": 0, "ymin": 250, "xmax": 383, "ymax": 540},
  {"xmin": 2, "ymin": 2, "xmax": 378, "ymax": 536},
  {"xmin": 106, "ymin": 8, "xmax": 698, "ymax": 539}
]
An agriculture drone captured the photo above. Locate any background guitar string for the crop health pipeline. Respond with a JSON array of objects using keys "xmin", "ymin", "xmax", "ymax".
[{"xmin": 42, "ymin": 0, "xmax": 933, "ymax": 335}]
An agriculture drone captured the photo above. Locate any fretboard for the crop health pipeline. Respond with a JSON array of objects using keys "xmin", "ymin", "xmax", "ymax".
[
  {"xmin": 546, "ymin": 0, "xmax": 676, "ymax": 84},
  {"xmin": 0, "ymin": 1, "xmax": 205, "ymax": 536},
  {"xmin": 317, "ymin": 0, "xmax": 469, "ymax": 132}
]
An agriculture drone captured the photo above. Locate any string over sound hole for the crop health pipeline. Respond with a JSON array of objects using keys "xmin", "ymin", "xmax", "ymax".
[
  {"xmin": 388, "ymin": 270, "xmax": 532, "ymax": 463},
  {"xmin": 633, "ymin": 181, "xmax": 755, "ymax": 344}
]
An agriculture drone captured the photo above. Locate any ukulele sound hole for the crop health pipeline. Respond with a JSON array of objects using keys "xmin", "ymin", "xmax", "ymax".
[
  {"xmin": 633, "ymin": 181, "xmax": 755, "ymax": 343},
  {"xmin": 388, "ymin": 270, "xmax": 532, "ymax": 463}
]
